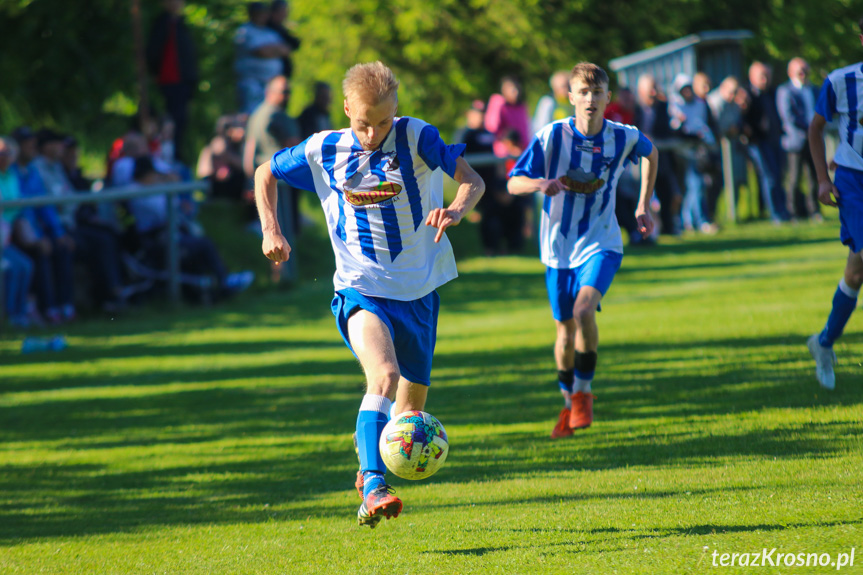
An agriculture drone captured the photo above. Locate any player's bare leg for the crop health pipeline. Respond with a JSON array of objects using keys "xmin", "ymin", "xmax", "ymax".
[
  {"xmin": 569, "ymin": 286, "xmax": 602, "ymax": 429},
  {"xmin": 551, "ymin": 318, "xmax": 577, "ymax": 438},
  {"xmin": 394, "ymin": 377, "xmax": 428, "ymax": 416},
  {"xmin": 809, "ymin": 250, "xmax": 863, "ymax": 389},
  {"xmin": 347, "ymin": 310, "xmax": 403, "ymax": 527}
]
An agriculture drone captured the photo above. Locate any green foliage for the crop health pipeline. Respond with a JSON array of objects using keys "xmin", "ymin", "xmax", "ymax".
[{"xmin": 0, "ymin": 0, "xmax": 861, "ymax": 159}]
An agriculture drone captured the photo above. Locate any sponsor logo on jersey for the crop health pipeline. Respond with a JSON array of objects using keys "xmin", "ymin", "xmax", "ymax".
[
  {"xmin": 575, "ymin": 144, "xmax": 603, "ymax": 154},
  {"xmin": 560, "ymin": 167, "xmax": 605, "ymax": 194},
  {"xmin": 343, "ymin": 180, "xmax": 404, "ymax": 206}
]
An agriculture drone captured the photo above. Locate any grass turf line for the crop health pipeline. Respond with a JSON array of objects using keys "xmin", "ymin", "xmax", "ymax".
[{"xmin": 0, "ymin": 217, "xmax": 861, "ymax": 574}]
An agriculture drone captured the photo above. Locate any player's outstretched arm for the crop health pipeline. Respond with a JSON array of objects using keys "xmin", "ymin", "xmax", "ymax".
[
  {"xmin": 809, "ymin": 114, "xmax": 839, "ymax": 207},
  {"xmin": 635, "ymin": 143, "xmax": 659, "ymax": 238},
  {"xmin": 254, "ymin": 161, "xmax": 292, "ymax": 262},
  {"xmin": 508, "ymin": 176, "xmax": 568, "ymax": 197},
  {"xmin": 426, "ymin": 156, "xmax": 485, "ymax": 243}
]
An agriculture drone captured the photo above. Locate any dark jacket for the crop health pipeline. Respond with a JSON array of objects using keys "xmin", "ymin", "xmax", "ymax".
[
  {"xmin": 146, "ymin": 12, "xmax": 199, "ymax": 87},
  {"xmin": 633, "ymin": 99, "xmax": 674, "ymax": 140}
]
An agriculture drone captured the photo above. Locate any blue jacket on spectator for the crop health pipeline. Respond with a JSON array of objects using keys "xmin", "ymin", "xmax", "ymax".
[
  {"xmin": 13, "ymin": 163, "xmax": 67, "ymax": 240},
  {"xmin": 776, "ymin": 81, "xmax": 819, "ymax": 152}
]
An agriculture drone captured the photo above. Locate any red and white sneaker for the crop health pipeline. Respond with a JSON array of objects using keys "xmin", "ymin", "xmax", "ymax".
[
  {"xmin": 357, "ymin": 484, "xmax": 402, "ymax": 528},
  {"xmin": 569, "ymin": 392, "xmax": 595, "ymax": 429},
  {"xmin": 551, "ymin": 408, "xmax": 574, "ymax": 439}
]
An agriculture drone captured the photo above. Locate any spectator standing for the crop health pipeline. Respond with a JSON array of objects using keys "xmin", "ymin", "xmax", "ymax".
[
  {"xmin": 267, "ymin": 0, "xmax": 301, "ymax": 79},
  {"xmin": 777, "ymin": 57, "xmax": 821, "ymax": 220},
  {"xmin": 605, "ymin": 88, "xmax": 652, "ymax": 245},
  {"xmin": 745, "ymin": 61, "xmax": 788, "ymax": 222},
  {"xmin": 670, "ymin": 74, "xmax": 717, "ymax": 234},
  {"xmin": 245, "ymin": 75, "xmax": 301, "ymax": 279},
  {"xmin": 234, "ymin": 2, "xmax": 291, "ymax": 114},
  {"xmin": 298, "ymin": 81, "xmax": 333, "ymax": 139},
  {"xmin": 485, "ymin": 76, "xmax": 533, "ymax": 251},
  {"xmin": 197, "ymin": 115, "xmax": 247, "ymax": 201},
  {"xmin": 457, "ymin": 100, "xmax": 510, "ymax": 255},
  {"xmin": 693, "ymin": 72, "xmax": 712, "ymax": 102},
  {"xmin": 146, "ymin": 0, "xmax": 198, "ymax": 162},
  {"xmin": 532, "ymin": 71, "xmax": 572, "ymax": 134},
  {"xmin": 634, "ymin": 74, "xmax": 682, "ymax": 235},
  {"xmin": 0, "ymin": 136, "xmax": 35, "ymax": 327}
]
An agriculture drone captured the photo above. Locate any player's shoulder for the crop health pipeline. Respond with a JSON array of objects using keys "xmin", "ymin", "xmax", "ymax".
[
  {"xmin": 827, "ymin": 62, "xmax": 863, "ymax": 82},
  {"xmin": 302, "ymin": 129, "xmax": 351, "ymax": 158},
  {"xmin": 603, "ymin": 118, "xmax": 642, "ymax": 143},
  {"xmin": 398, "ymin": 116, "xmax": 438, "ymax": 136},
  {"xmin": 537, "ymin": 118, "xmax": 571, "ymax": 140}
]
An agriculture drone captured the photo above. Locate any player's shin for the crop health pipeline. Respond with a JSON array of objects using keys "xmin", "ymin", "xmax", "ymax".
[
  {"xmin": 573, "ymin": 351, "xmax": 597, "ymax": 392},
  {"xmin": 356, "ymin": 394, "xmax": 392, "ymax": 497},
  {"xmin": 820, "ymin": 279, "xmax": 859, "ymax": 347},
  {"xmin": 557, "ymin": 369, "xmax": 574, "ymax": 407}
]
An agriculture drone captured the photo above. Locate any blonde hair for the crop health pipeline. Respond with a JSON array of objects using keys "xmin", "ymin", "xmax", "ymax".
[
  {"xmin": 343, "ymin": 61, "xmax": 399, "ymax": 106},
  {"xmin": 569, "ymin": 62, "xmax": 609, "ymax": 88}
]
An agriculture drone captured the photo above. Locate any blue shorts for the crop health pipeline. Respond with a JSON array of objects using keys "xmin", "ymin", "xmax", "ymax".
[
  {"xmin": 546, "ymin": 251, "xmax": 623, "ymax": 321},
  {"xmin": 835, "ymin": 166, "xmax": 863, "ymax": 253},
  {"xmin": 331, "ymin": 288, "xmax": 440, "ymax": 386}
]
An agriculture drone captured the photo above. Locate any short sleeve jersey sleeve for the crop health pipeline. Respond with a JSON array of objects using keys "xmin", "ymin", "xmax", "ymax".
[
  {"xmin": 270, "ymin": 137, "xmax": 316, "ymax": 191},
  {"xmin": 416, "ymin": 124, "xmax": 465, "ymax": 178},
  {"xmin": 815, "ymin": 78, "xmax": 837, "ymax": 122}
]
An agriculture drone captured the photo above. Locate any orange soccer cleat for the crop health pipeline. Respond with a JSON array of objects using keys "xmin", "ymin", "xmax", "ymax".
[
  {"xmin": 357, "ymin": 484, "xmax": 403, "ymax": 528},
  {"xmin": 551, "ymin": 407, "xmax": 574, "ymax": 439},
  {"xmin": 569, "ymin": 392, "xmax": 595, "ymax": 429}
]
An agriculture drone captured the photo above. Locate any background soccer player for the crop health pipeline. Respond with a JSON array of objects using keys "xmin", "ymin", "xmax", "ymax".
[
  {"xmin": 507, "ymin": 62, "xmax": 658, "ymax": 438},
  {"xmin": 253, "ymin": 61, "xmax": 484, "ymax": 527},
  {"xmin": 806, "ymin": 18, "xmax": 863, "ymax": 390}
]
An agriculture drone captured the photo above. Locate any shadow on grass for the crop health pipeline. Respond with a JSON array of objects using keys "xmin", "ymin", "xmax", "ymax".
[{"xmin": 0, "ymin": 224, "xmax": 859, "ymax": 543}]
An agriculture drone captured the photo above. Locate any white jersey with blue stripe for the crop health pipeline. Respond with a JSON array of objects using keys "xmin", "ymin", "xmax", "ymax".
[
  {"xmin": 816, "ymin": 62, "xmax": 863, "ymax": 173},
  {"xmin": 270, "ymin": 116, "xmax": 465, "ymax": 301},
  {"xmin": 510, "ymin": 118, "xmax": 652, "ymax": 269}
]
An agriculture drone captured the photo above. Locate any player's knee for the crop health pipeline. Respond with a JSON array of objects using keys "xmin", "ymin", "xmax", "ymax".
[
  {"xmin": 572, "ymin": 303, "xmax": 596, "ymax": 327},
  {"xmin": 556, "ymin": 322, "xmax": 575, "ymax": 346},
  {"xmin": 367, "ymin": 369, "xmax": 400, "ymax": 395},
  {"xmin": 845, "ymin": 259, "xmax": 863, "ymax": 290}
]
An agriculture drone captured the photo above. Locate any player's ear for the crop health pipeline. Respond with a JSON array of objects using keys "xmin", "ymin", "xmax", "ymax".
[{"xmin": 343, "ymin": 99, "xmax": 351, "ymax": 119}]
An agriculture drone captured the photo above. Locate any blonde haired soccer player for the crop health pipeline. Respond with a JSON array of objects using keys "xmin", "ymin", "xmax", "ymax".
[
  {"xmin": 508, "ymin": 62, "xmax": 659, "ymax": 438},
  {"xmin": 254, "ymin": 61, "xmax": 484, "ymax": 527}
]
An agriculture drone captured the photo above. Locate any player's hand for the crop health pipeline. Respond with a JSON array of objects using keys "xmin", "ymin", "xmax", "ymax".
[
  {"xmin": 426, "ymin": 208, "xmax": 462, "ymax": 243},
  {"xmin": 817, "ymin": 180, "xmax": 839, "ymax": 208},
  {"xmin": 540, "ymin": 178, "xmax": 568, "ymax": 197},
  {"xmin": 635, "ymin": 207, "xmax": 654, "ymax": 238},
  {"xmin": 262, "ymin": 232, "xmax": 291, "ymax": 263}
]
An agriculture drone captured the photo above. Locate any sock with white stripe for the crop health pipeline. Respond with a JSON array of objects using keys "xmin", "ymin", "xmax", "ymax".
[
  {"xmin": 819, "ymin": 279, "xmax": 859, "ymax": 347},
  {"xmin": 573, "ymin": 351, "xmax": 597, "ymax": 393},
  {"xmin": 558, "ymin": 369, "xmax": 574, "ymax": 408},
  {"xmin": 356, "ymin": 394, "xmax": 392, "ymax": 497}
]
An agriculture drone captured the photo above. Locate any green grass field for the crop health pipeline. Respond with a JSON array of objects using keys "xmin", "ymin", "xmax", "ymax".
[{"xmin": 1, "ymin": 215, "xmax": 861, "ymax": 574}]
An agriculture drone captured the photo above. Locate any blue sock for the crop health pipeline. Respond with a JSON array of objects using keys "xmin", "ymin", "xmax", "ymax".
[
  {"xmin": 357, "ymin": 394, "xmax": 391, "ymax": 498},
  {"xmin": 557, "ymin": 369, "xmax": 574, "ymax": 394},
  {"xmin": 819, "ymin": 280, "xmax": 858, "ymax": 347}
]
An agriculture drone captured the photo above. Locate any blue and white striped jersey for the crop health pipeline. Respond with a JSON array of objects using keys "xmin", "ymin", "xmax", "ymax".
[
  {"xmin": 510, "ymin": 118, "xmax": 652, "ymax": 269},
  {"xmin": 270, "ymin": 116, "xmax": 466, "ymax": 301},
  {"xmin": 816, "ymin": 62, "xmax": 863, "ymax": 173}
]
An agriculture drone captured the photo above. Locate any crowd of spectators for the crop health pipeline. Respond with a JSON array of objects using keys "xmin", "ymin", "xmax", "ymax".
[
  {"xmin": 0, "ymin": 0, "xmax": 837, "ymax": 329},
  {"xmin": 456, "ymin": 55, "xmax": 829, "ymax": 254}
]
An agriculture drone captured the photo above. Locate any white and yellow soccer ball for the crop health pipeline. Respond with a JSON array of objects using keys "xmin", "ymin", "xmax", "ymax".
[{"xmin": 379, "ymin": 410, "xmax": 449, "ymax": 480}]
